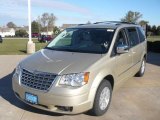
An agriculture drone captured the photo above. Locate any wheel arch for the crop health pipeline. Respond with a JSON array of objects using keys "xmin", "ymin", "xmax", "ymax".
[
  {"xmin": 103, "ymin": 75, "xmax": 114, "ymax": 89},
  {"xmin": 88, "ymin": 74, "xmax": 115, "ymax": 109},
  {"xmin": 144, "ymin": 54, "xmax": 147, "ymax": 60}
]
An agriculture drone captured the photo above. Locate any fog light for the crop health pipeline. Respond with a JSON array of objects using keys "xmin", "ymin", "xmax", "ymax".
[{"xmin": 56, "ymin": 106, "xmax": 73, "ymax": 112}]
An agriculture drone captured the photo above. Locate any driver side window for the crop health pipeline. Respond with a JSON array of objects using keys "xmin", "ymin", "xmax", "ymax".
[
  {"xmin": 117, "ymin": 30, "xmax": 128, "ymax": 46},
  {"xmin": 111, "ymin": 29, "xmax": 128, "ymax": 57}
]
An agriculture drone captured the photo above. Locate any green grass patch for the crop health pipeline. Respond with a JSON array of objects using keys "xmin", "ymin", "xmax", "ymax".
[
  {"xmin": 0, "ymin": 36, "xmax": 160, "ymax": 55},
  {"xmin": 147, "ymin": 36, "xmax": 160, "ymax": 53},
  {"xmin": 147, "ymin": 36, "xmax": 160, "ymax": 42},
  {"xmin": 0, "ymin": 39, "xmax": 47, "ymax": 55}
]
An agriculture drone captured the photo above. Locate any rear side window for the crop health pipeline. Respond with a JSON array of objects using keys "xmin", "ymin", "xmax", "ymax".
[
  {"xmin": 137, "ymin": 27, "xmax": 145, "ymax": 42},
  {"xmin": 126, "ymin": 28, "xmax": 139, "ymax": 47}
]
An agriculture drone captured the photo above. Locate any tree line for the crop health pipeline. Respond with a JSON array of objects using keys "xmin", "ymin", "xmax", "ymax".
[
  {"xmin": 4, "ymin": 11, "xmax": 160, "ymax": 37},
  {"xmin": 5, "ymin": 13, "xmax": 59, "ymax": 37},
  {"xmin": 33, "ymin": 13, "xmax": 58, "ymax": 34},
  {"xmin": 147, "ymin": 25, "xmax": 160, "ymax": 36},
  {"xmin": 121, "ymin": 11, "xmax": 160, "ymax": 36}
]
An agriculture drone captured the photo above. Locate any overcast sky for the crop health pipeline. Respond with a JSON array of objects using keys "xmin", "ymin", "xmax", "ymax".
[{"xmin": 0, "ymin": 0, "xmax": 160, "ymax": 27}]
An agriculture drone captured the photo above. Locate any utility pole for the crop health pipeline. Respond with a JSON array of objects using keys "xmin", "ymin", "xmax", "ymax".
[{"xmin": 27, "ymin": 0, "xmax": 35, "ymax": 54}]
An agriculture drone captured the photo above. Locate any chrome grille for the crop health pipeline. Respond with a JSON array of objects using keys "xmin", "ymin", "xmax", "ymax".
[{"xmin": 21, "ymin": 68, "xmax": 57, "ymax": 91}]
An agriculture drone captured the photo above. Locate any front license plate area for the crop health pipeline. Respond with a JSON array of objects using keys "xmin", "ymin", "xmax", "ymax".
[{"xmin": 25, "ymin": 92, "xmax": 38, "ymax": 104}]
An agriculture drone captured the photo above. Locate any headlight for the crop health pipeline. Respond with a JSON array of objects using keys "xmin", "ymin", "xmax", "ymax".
[
  {"xmin": 15, "ymin": 65, "xmax": 21, "ymax": 77},
  {"xmin": 59, "ymin": 72, "xmax": 89, "ymax": 87}
]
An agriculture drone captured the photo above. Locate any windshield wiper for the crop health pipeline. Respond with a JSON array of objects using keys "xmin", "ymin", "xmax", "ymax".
[
  {"xmin": 45, "ymin": 47, "xmax": 79, "ymax": 52},
  {"xmin": 45, "ymin": 47, "xmax": 55, "ymax": 50}
]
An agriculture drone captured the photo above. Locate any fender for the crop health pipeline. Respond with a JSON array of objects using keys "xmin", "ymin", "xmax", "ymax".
[{"xmin": 87, "ymin": 68, "xmax": 115, "ymax": 108}]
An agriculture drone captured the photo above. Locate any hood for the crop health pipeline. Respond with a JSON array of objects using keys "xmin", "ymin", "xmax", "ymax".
[{"xmin": 20, "ymin": 49, "xmax": 102, "ymax": 75}]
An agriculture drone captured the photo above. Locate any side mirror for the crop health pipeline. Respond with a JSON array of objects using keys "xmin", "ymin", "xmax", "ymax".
[{"xmin": 117, "ymin": 44, "xmax": 129, "ymax": 54}]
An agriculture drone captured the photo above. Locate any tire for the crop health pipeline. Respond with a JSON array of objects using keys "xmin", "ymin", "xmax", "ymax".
[
  {"xmin": 135, "ymin": 58, "xmax": 146, "ymax": 77},
  {"xmin": 90, "ymin": 80, "xmax": 112, "ymax": 116}
]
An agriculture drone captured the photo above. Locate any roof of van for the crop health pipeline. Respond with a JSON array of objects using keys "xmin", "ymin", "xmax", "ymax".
[{"xmin": 69, "ymin": 21, "xmax": 140, "ymax": 29}]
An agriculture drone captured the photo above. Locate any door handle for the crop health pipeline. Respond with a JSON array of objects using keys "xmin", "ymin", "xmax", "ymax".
[{"xmin": 132, "ymin": 51, "xmax": 136, "ymax": 54}]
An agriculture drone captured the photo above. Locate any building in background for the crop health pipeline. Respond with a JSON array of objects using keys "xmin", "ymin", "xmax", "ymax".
[{"xmin": 0, "ymin": 28, "xmax": 15, "ymax": 37}]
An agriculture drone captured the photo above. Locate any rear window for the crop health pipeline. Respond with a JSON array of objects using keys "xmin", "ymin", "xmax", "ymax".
[{"xmin": 127, "ymin": 28, "xmax": 139, "ymax": 47}]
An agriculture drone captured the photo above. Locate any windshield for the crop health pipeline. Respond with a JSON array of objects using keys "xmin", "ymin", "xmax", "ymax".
[{"xmin": 46, "ymin": 28, "xmax": 115, "ymax": 54}]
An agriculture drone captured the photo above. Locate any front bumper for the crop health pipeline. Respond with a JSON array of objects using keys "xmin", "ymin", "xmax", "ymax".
[{"xmin": 12, "ymin": 74, "xmax": 92, "ymax": 114}]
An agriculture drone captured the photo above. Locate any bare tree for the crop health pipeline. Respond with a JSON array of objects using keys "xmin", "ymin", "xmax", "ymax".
[
  {"xmin": 121, "ymin": 11, "xmax": 142, "ymax": 23},
  {"xmin": 37, "ymin": 16, "xmax": 42, "ymax": 34},
  {"xmin": 41, "ymin": 13, "xmax": 49, "ymax": 33},
  {"xmin": 48, "ymin": 13, "xmax": 57, "ymax": 31},
  {"xmin": 40, "ymin": 13, "xmax": 57, "ymax": 34}
]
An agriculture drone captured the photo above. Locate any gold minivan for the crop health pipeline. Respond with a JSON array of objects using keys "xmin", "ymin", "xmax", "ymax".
[{"xmin": 12, "ymin": 21, "xmax": 147, "ymax": 116}]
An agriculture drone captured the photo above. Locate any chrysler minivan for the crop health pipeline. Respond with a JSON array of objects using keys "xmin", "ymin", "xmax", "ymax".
[{"xmin": 12, "ymin": 21, "xmax": 147, "ymax": 116}]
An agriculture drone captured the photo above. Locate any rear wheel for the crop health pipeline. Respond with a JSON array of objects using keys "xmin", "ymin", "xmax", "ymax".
[
  {"xmin": 135, "ymin": 58, "xmax": 146, "ymax": 77},
  {"xmin": 90, "ymin": 80, "xmax": 112, "ymax": 116}
]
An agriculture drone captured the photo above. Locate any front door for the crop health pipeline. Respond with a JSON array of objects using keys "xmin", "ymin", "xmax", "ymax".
[{"xmin": 114, "ymin": 29, "xmax": 133, "ymax": 81}]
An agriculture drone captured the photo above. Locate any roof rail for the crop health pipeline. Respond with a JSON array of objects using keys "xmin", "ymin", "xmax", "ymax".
[
  {"xmin": 94, "ymin": 21, "xmax": 137, "ymax": 25},
  {"xmin": 77, "ymin": 24, "xmax": 86, "ymax": 26}
]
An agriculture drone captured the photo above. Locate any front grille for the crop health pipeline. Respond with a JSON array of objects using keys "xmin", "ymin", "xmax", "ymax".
[{"xmin": 21, "ymin": 68, "xmax": 57, "ymax": 91}]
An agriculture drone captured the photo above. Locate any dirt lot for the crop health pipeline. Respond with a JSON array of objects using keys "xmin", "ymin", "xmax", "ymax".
[{"xmin": 0, "ymin": 52, "xmax": 160, "ymax": 120}]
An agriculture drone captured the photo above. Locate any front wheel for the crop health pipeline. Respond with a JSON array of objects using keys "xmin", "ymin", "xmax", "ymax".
[
  {"xmin": 90, "ymin": 80, "xmax": 112, "ymax": 116},
  {"xmin": 135, "ymin": 58, "xmax": 146, "ymax": 77}
]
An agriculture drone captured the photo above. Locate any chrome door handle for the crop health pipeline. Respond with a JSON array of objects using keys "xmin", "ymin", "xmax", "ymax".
[{"xmin": 132, "ymin": 51, "xmax": 136, "ymax": 54}]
